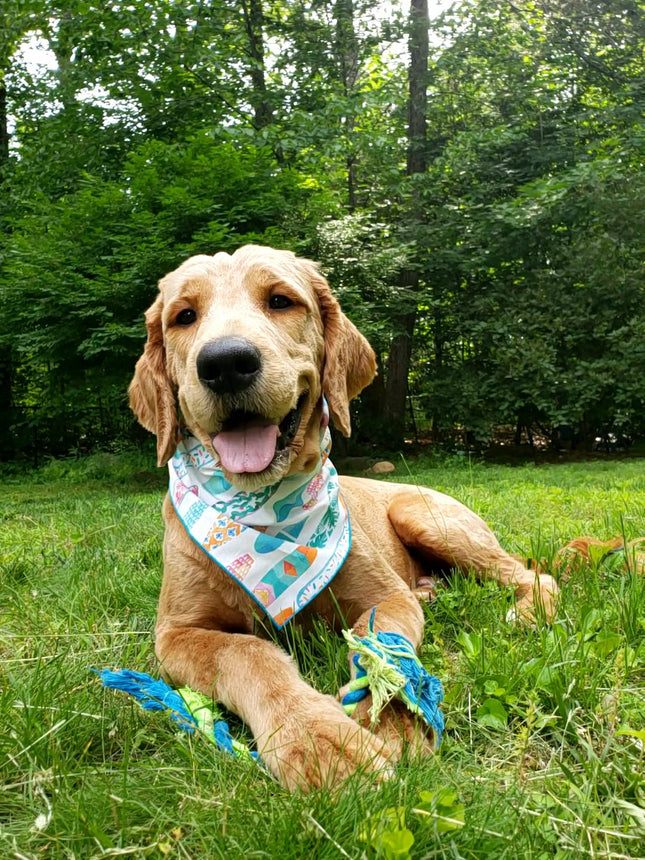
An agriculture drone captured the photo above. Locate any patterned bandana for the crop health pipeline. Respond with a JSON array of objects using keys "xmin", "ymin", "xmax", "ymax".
[{"xmin": 168, "ymin": 412, "xmax": 350, "ymax": 628}]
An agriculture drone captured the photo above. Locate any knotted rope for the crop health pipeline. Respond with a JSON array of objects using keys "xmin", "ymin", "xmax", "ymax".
[{"xmin": 340, "ymin": 609, "xmax": 444, "ymax": 745}]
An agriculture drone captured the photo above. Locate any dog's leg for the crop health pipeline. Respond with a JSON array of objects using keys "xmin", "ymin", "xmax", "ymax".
[
  {"xmin": 344, "ymin": 591, "xmax": 438, "ymax": 757},
  {"xmin": 156, "ymin": 502, "xmax": 395, "ymax": 791},
  {"xmin": 332, "ymin": 530, "xmax": 437, "ymax": 757},
  {"xmin": 155, "ymin": 624, "xmax": 392, "ymax": 791},
  {"xmin": 387, "ymin": 488, "xmax": 558, "ymax": 621}
]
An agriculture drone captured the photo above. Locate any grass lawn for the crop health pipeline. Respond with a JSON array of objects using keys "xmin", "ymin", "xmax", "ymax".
[{"xmin": 1, "ymin": 452, "xmax": 645, "ymax": 859}]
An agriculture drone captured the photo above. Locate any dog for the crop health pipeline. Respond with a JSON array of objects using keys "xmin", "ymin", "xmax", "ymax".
[{"xmin": 129, "ymin": 245, "xmax": 558, "ymax": 790}]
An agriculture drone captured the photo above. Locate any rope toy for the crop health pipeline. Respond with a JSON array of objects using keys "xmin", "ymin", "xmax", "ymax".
[
  {"xmin": 93, "ymin": 669, "xmax": 259, "ymax": 762},
  {"xmin": 340, "ymin": 609, "xmax": 444, "ymax": 745}
]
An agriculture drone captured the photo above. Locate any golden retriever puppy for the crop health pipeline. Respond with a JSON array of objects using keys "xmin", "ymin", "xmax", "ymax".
[{"xmin": 129, "ymin": 245, "xmax": 557, "ymax": 790}]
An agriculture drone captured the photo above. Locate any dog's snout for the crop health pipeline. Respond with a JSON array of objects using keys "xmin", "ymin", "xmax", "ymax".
[{"xmin": 196, "ymin": 337, "xmax": 262, "ymax": 395}]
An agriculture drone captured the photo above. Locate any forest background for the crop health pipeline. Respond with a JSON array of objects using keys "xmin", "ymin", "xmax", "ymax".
[{"xmin": 0, "ymin": 0, "xmax": 643, "ymax": 463}]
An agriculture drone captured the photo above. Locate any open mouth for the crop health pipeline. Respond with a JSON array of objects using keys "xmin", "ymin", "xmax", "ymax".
[{"xmin": 211, "ymin": 393, "xmax": 307, "ymax": 474}]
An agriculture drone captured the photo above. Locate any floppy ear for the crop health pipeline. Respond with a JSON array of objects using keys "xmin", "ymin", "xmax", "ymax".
[
  {"xmin": 128, "ymin": 294, "xmax": 178, "ymax": 466},
  {"xmin": 309, "ymin": 265, "xmax": 377, "ymax": 437}
]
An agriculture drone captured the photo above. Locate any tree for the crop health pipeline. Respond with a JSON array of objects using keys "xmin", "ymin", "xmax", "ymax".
[
  {"xmin": 382, "ymin": 0, "xmax": 429, "ymax": 444},
  {"xmin": 410, "ymin": 0, "xmax": 645, "ymax": 446},
  {"xmin": 1, "ymin": 0, "xmax": 643, "ymax": 460},
  {"xmin": 241, "ymin": 0, "xmax": 273, "ymax": 129},
  {"xmin": 1, "ymin": 132, "xmax": 313, "ymax": 455},
  {"xmin": 0, "ymin": 0, "xmax": 41, "ymax": 456}
]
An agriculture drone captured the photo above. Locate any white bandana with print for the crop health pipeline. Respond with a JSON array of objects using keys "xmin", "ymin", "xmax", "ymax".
[{"xmin": 168, "ymin": 410, "xmax": 350, "ymax": 628}]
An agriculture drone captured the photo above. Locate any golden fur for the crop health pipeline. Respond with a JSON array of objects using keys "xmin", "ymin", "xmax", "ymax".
[{"xmin": 129, "ymin": 245, "xmax": 558, "ymax": 790}]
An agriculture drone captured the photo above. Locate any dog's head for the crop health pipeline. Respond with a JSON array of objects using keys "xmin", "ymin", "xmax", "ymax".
[{"xmin": 129, "ymin": 245, "xmax": 376, "ymax": 489}]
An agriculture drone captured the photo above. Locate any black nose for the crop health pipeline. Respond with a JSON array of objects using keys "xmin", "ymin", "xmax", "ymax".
[{"xmin": 196, "ymin": 337, "xmax": 262, "ymax": 395}]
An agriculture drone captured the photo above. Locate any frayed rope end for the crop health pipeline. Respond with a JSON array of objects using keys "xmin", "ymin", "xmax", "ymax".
[{"xmin": 92, "ymin": 669, "xmax": 259, "ymax": 761}]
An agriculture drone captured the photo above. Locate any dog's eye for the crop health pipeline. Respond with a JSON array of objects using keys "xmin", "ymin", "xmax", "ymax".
[
  {"xmin": 175, "ymin": 308, "xmax": 197, "ymax": 326},
  {"xmin": 269, "ymin": 294, "xmax": 294, "ymax": 310}
]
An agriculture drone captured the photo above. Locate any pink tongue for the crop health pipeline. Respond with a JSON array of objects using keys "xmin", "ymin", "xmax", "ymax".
[{"xmin": 213, "ymin": 424, "xmax": 279, "ymax": 474}]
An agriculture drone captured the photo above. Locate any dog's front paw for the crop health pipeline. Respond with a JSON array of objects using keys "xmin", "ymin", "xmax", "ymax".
[
  {"xmin": 260, "ymin": 694, "xmax": 393, "ymax": 792},
  {"xmin": 346, "ymin": 693, "xmax": 437, "ymax": 760}
]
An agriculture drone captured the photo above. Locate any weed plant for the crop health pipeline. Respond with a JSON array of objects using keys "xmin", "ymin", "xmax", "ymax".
[{"xmin": 1, "ymin": 454, "xmax": 644, "ymax": 858}]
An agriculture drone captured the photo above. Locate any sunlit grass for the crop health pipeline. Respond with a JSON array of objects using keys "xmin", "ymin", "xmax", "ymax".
[{"xmin": 1, "ymin": 453, "xmax": 644, "ymax": 858}]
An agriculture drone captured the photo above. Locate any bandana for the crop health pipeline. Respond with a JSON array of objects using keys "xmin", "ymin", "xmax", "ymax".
[{"xmin": 168, "ymin": 412, "xmax": 350, "ymax": 628}]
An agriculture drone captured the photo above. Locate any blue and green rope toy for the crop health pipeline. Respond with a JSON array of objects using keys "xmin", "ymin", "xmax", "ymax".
[
  {"xmin": 95, "ymin": 612, "xmax": 444, "ymax": 761},
  {"xmin": 340, "ymin": 609, "xmax": 444, "ymax": 744},
  {"xmin": 93, "ymin": 668, "xmax": 259, "ymax": 761}
]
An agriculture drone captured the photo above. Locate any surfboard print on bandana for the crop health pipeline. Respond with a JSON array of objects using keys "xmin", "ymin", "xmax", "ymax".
[{"xmin": 168, "ymin": 409, "xmax": 351, "ymax": 628}]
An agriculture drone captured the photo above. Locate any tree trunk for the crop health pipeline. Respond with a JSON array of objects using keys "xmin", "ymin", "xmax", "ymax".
[
  {"xmin": 384, "ymin": 0, "xmax": 428, "ymax": 443},
  {"xmin": 406, "ymin": 0, "xmax": 429, "ymax": 183},
  {"xmin": 48, "ymin": 9, "xmax": 78, "ymax": 113},
  {"xmin": 0, "ymin": 78, "xmax": 8, "ymax": 164},
  {"xmin": 0, "ymin": 69, "xmax": 12, "ymax": 457},
  {"xmin": 242, "ymin": 0, "xmax": 273, "ymax": 129},
  {"xmin": 384, "ymin": 310, "xmax": 416, "ymax": 432},
  {"xmin": 335, "ymin": 0, "xmax": 359, "ymax": 210}
]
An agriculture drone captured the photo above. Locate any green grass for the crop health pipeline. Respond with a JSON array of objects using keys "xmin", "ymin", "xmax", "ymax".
[{"xmin": 1, "ymin": 453, "xmax": 645, "ymax": 859}]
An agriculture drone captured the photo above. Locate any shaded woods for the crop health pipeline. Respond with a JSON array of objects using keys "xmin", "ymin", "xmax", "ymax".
[{"xmin": 0, "ymin": 0, "xmax": 643, "ymax": 460}]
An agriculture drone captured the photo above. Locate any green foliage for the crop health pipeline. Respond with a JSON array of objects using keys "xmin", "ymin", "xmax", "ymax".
[
  {"xmin": 0, "ymin": 0, "xmax": 643, "ymax": 458},
  {"xmin": 0, "ymin": 134, "xmax": 313, "ymax": 454},
  {"xmin": 406, "ymin": 0, "xmax": 645, "ymax": 445},
  {"xmin": 414, "ymin": 787, "xmax": 466, "ymax": 834},
  {"xmin": 313, "ymin": 212, "xmax": 413, "ymax": 353},
  {"xmin": 359, "ymin": 806, "xmax": 415, "ymax": 859}
]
